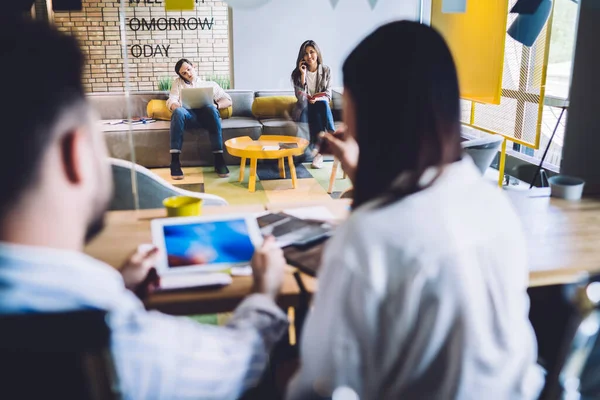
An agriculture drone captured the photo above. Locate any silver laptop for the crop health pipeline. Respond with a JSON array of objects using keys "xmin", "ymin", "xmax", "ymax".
[{"xmin": 181, "ymin": 86, "xmax": 214, "ymax": 109}]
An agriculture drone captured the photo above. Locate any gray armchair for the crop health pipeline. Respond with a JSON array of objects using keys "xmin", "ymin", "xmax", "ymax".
[
  {"xmin": 109, "ymin": 158, "xmax": 227, "ymax": 210},
  {"xmin": 461, "ymin": 135, "xmax": 504, "ymax": 175}
]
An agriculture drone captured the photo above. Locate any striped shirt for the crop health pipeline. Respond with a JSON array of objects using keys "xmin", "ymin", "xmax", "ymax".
[
  {"xmin": 0, "ymin": 242, "xmax": 288, "ymax": 400},
  {"xmin": 167, "ymin": 76, "xmax": 232, "ymax": 111}
]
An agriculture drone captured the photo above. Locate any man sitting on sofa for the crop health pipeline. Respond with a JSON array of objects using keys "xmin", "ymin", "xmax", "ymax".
[{"xmin": 167, "ymin": 58, "xmax": 232, "ymax": 179}]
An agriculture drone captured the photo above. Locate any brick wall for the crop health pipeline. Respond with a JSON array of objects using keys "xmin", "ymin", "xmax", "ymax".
[{"xmin": 52, "ymin": 0, "xmax": 230, "ymax": 92}]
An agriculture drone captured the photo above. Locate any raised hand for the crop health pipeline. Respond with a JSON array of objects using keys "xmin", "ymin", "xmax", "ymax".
[{"xmin": 251, "ymin": 236, "xmax": 286, "ymax": 300}]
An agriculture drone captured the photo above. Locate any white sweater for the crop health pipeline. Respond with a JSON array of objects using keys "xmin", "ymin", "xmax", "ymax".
[{"xmin": 287, "ymin": 157, "xmax": 544, "ymax": 400}]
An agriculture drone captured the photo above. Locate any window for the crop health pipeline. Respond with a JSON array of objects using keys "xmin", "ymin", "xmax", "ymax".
[{"xmin": 513, "ymin": 0, "xmax": 578, "ymax": 167}]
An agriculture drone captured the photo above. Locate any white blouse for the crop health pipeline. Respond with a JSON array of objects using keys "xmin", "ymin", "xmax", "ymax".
[
  {"xmin": 287, "ymin": 157, "xmax": 544, "ymax": 400},
  {"xmin": 306, "ymin": 70, "xmax": 318, "ymax": 95}
]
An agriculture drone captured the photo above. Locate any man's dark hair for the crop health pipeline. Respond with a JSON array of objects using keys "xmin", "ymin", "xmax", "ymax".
[
  {"xmin": 0, "ymin": 16, "xmax": 86, "ymax": 218},
  {"xmin": 174, "ymin": 58, "xmax": 193, "ymax": 80}
]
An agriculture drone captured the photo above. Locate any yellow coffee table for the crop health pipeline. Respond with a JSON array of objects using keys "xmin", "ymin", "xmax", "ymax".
[{"xmin": 225, "ymin": 135, "xmax": 309, "ymax": 192}]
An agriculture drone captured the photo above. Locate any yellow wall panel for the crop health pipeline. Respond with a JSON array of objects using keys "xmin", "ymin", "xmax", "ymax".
[{"xmin": 431, "ymin": 0, "xmax": 509, "ymax": 104}]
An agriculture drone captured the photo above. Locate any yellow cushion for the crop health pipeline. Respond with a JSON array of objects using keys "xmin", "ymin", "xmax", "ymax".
[
  {"xmin": 146, "ymin": 100, "xmax": 232, "ymax": 120},
  {"xmin": 252, "ymin": 96, "xmax": 297, "ymax": 119},
  {"xmin": 219, "ymin": 105, "xmax": 232, "ymax": 119},
  {"xmin": 146, "ymin": 99, "xmax": 172, "ymax": 121}
]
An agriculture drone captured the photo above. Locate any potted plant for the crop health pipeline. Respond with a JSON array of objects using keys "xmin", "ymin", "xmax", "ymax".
[{"xmin": 157, "ymin": 76, "xmax": 172, "ymax": 92}]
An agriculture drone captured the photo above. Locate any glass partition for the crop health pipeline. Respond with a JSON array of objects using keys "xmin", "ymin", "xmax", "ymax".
[{"xmin": 43, "ymin": 0, "xmax": 231, "ymax": 210}]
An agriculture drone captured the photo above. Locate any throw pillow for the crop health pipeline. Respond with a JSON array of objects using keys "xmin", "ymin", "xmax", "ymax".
[
  {"xmin": 219, "ymin": 105, "xmax": 233, "ymax": 119},
  {"xmin": 146, "ymin": 100, "xmax": 233, "ymax": 120},
  {"xmin": 251, "ymin": 96, "xmax": 297, "ymax": 119},
  {"xmin": 146, "ymin": 99, "xmax": 172, "ymax": 121}
]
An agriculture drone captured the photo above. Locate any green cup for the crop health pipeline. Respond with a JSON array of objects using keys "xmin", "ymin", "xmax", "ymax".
[{"xmin": 163, "ymin": 196, "xmax": 203, "ymax": 217}]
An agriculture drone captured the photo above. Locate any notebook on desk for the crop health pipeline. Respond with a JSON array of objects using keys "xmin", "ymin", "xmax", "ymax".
[
  {"xmin": 283, "ymin": 237, "xmax": 328, "ymax": 277},
  {"xmin": 256, "ymin": 212, "xmax": 332, "ymax": 248},
  {"xmin": 256, "ymin": 210, "xmax": 335, "ymax": 277}
]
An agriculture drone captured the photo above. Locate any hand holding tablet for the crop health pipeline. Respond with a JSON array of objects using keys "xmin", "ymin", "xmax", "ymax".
[
  {"xmin": 150, "ymin": 214, "xmax": 285, "ymax": 296},
  {"xmin": 151, "ymin": 214, "xmax": 263, "ymax": 275}
]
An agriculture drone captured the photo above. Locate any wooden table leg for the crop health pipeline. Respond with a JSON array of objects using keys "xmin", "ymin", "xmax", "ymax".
[
  {"xmin": 278, "ymin": 158, "xmax": 286, "ymax": 179},
  {"xmin": 239, "ymin": 157, "xmax": 246, "ymax": 183},
  {"xmin": 287, "ymin": 156, "xmax": 297, "ymax": 189},
  {"xmin": 328, "ymin": 158, "xmax": 339, "ymax": 194},
  {"xmin": 249, "ymin": 158, "xmax": 258, "ymax": 192}
]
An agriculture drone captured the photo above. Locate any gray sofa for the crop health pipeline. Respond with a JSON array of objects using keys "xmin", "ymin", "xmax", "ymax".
[{"xmin": 90, "ymin": 89, "xmax": 344, "ymax": 168}]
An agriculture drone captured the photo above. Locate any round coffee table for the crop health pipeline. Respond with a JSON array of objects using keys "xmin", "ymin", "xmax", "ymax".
[{"xmin": 225, "ymin": 135, "xmax": 309, "ymax": 192}]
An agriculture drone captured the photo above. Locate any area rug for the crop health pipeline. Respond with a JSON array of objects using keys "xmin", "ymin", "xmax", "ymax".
[
  {"xmin": 151, "ymin": 161, "xmax": 351, "ymax": 206},
  {"xmin": 256, "ymin": 162, "xmax": 313, "ymax": 181}
]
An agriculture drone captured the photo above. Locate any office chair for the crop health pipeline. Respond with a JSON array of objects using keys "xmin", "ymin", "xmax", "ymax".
[
  {"xmin": 110, "ymin": 158, "xmax": 228, "ymax": 210},
  {"xmin": 0, "ymin": 309, "xmax": 121, "ymax": 400},
  {"xmin": 530, "ymin": 274, "xmax": 600, "ymax": 400}
]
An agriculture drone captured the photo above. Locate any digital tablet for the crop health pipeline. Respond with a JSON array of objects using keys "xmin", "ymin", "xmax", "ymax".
[{"xmin": 151, "ymin": 214, "xmax": 262, "ymax": 275}]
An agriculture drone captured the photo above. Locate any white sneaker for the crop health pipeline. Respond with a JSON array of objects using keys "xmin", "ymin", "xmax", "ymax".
[{"xmin": 311, "ymin": 153, "xmax": 324, "ymax": 169}]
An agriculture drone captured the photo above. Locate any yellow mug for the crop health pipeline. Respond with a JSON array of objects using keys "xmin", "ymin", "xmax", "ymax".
[{"xmin": 163, "ymin": 196, "xmax": 203, "ymax": 217}]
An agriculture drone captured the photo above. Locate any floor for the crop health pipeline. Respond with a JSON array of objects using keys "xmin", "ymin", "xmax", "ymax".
[{"xmin": 151, "ymin": 160, "xmax": 353, "ymax": 206}]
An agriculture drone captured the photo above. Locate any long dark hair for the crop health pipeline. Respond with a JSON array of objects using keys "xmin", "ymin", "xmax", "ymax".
[
  {"xmin": 291, "ymin": 40, "xmax": 323, "ymax": 88},
  {"xmin": 343, "ymin": 21, "xmax": 463, "ymax": 209}
]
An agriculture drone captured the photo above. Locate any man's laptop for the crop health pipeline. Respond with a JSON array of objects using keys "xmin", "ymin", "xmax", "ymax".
[{"xmin": 181, "ymin": 86, "xmax": 214, "ymax": 109}]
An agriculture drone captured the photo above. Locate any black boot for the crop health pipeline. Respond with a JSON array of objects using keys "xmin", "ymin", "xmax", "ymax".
[
  {"xmin": 214, "ymin": 152, "xmax": 230, "ymax": 178},
  {"xmin": 170, "ymin": 153, "xmax": 184, "ymax": 180}
]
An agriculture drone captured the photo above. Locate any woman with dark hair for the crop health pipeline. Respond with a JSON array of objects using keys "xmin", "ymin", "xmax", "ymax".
[
  {"xmin": 287, "ymin": 21, "xmax": 543, "ymax": 400},
  {"xmin": 291, "ymin": 40, "xmax": 335, "ymax": 169}
]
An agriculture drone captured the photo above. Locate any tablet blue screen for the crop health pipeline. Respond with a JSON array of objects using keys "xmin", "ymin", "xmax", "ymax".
[{"xmin": 163, "ymin": 219, "xmax": 254, "ymax": 268}]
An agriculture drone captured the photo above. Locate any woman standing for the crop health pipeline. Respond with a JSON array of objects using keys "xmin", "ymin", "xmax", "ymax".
[
  {"xmin": 287, "ymin": 21, "xmax": 543, "ymax": 400},
  {"xmin": 291, "ymin": 40, "xmax": 335, "ymax": 169}
]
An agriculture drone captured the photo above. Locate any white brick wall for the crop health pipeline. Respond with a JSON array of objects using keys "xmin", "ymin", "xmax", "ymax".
[{"xmin": 53, "ymin": 0, "xmax": 230, "ymax": 93}]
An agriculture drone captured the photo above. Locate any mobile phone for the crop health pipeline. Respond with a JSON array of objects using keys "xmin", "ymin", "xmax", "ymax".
[{"xmin": 317, "ymin": 131, "xmax": 345, "ymax": 155}]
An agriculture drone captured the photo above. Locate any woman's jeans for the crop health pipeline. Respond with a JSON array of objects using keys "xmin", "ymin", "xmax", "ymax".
[
  {"xmin": 170, "ymin": 106, "xmax": 223, "ymax": 154},
  {"xmin": 298, "ymin": 101, "xmax": 336, "ymax": 147}
]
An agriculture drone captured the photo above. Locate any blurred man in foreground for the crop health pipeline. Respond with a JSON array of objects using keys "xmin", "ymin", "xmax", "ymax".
[{"xmin": 0, "ymin": 16, "xmax": 288, "ymax": 399}]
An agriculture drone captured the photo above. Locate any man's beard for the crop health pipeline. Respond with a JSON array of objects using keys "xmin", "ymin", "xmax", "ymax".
[
  {"xmin": 84, "ymin": 209, "xmax": 107, "ymax": 244},
  {"xmin": 84, "ymin": 185, "xmax": 111, "ymax": 244}
]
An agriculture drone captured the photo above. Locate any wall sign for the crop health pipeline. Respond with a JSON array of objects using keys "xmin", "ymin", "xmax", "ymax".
[
  {"xmin": 127, "ymin": 17, "xmax": 214, "ymax": 31},
  {"xmin": 125, "ymin": 0, "xmax": 211, "ymax": 58}
]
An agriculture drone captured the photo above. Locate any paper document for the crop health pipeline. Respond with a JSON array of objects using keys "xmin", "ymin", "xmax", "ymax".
[{"xmin": 282, "ymin": 206, "xmax": 335, "ymax": 221}]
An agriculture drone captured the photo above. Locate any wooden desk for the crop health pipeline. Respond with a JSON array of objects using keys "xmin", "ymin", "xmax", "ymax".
[
  {"xmin": 84, "ymin": 205, "xmax": 317, "ymax": 315},
  {"xmin": 275, "ymin": 194, "xmax": 600, "ymax": 288},
  {"xmin": 84, "ymin": 194, "xmax": 600, "ymax": 315},
  {"xmin": 506, "ymin": 191, "xmax": 600, "ymax": 287}
]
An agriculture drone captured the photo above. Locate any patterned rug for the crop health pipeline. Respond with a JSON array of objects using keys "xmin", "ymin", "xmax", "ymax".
[
  {"xmin": 151, "ymin": 160, "xmax": 352, "ymax": 206},
  {"xmin": 256, "ymin": 162, "xmax": 313, "ymax": 181}
]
